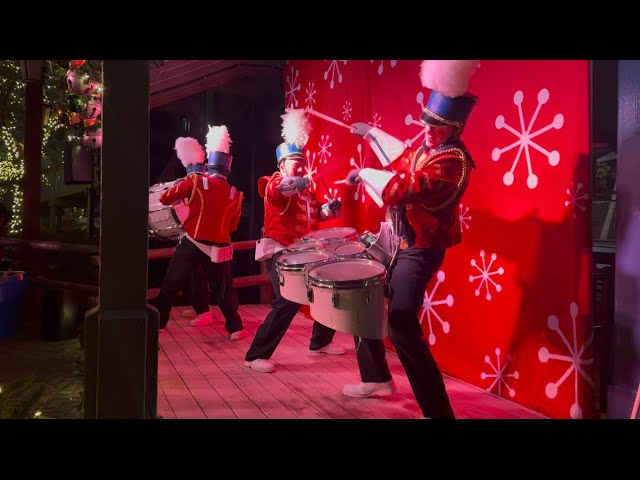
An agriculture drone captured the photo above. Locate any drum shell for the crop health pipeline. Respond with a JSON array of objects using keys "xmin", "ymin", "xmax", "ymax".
[
  {"xmin": 276, "ymin": 251, "xmax": 331, "ymax": 305},
  {"xmin": 306, "ymin": 259, "xmax": 388, "ymax": 339},
  {"xmin": 149, "ymin": 180, "xmax": 187, "ymax": 240}
]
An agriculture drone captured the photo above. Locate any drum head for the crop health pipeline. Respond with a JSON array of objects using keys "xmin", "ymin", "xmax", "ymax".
[
  {"xmin": 307, "ymin": 259, "xmax": 386, "ymax": 288},
  {"xmin": 302, "ymin": 227, "xmax": 357, "ymax": 243},
  {"xmin": 285, "ymin": 239, "xmax": 323, "ymax": 252},
  {"xmin": 276, "ymin": 250, "xmax": 330, "ymax": 270},
  {"xmin": 334, "ymin": 242, "xmax": 365, "ymax": 257}
]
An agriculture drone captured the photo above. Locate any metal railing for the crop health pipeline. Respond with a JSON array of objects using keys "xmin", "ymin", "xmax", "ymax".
[{"xmin": 0, "ymin": 237, "xmax": 270, "ymax": 292}]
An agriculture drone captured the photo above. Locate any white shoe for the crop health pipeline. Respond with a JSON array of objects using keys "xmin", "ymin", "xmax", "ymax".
[
  {"xmin": 342, "ymin": 380, "xmax": 396, "ymax": 398},
  {"xmin": 309, "ymin": 342, "xmax": 346, "ymax": 355},
  {"xmin": 190, "ymin": 312, "xmax": 212, "ymax": 327},
  {"xmin": 244, "ymin": 358, "xmax": 275, "ymax": 373},
  {"xmin": 230, "ymin": 329, "xmax": 248, "ymax": 341}
]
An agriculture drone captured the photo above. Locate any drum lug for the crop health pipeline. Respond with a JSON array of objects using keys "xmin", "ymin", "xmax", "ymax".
[
  {"xmin": 365, "ymin": 292, "xmax": 370, "ymax": 304},
  {"xmin": 307, "ymin": 288, "xmax": 314, "ymax": 303},
  {"xmin": 332, "ymin": 291, "xmax": 339, "ymax": 308},
  {"xmin": 278, "ymin": 272, "xmax": 285, "ymax": 287}
]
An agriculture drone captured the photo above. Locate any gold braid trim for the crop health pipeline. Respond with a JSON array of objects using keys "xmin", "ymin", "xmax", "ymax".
[
  {"xmin": 422, "ymin": 107, "xmax": 463, "ymax": 127},
  {"xmin": 185, "ymin": 174, "xmax": 198, "ymax": 206},
  {"xmin": 416, "ymin": 147, "xmax": 469, "ymax": 213},
  {"xmin": 193, "ymin": 187, "xmax": 205, "ymax": 237},
  {"xmin": 265, "ymin": 172, "xmax": 293, "ymax": 216}
]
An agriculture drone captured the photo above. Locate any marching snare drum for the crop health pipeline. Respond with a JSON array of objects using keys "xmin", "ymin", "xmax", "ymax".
[
  {"xmin": 276, "ymin": 250, "xmax": 332, "ymax": 305},
  {"xmin": 149, "ymin": 179, "xmax": 189, "ymax": 240},
  {"xmin": 306, "ymin": 258, "xmax": 388, "ymax": 339},
  {"xmin": 332, "ymin": 241, "xmax": 369, "ymax": 260},
  {"xmin": 302, "ymin": 227, "xmax": 358, "ymax": 253}
]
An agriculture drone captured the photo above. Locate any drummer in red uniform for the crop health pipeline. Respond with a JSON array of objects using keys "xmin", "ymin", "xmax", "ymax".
[
  {"xmin": 244, "ymin": 109, "xmax": 346, "ymax": 373},
  {"xmin": 149, "ymin": 128, "xmax": 247, "ymax": 340}
]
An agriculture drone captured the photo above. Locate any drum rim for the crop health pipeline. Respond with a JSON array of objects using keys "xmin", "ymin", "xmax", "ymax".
[
  {"xmin": 282, "ymin": 239, "xmax": 324, "ymax": 253},
  {"xmin": 306, "ymin": 259, "xmax": 386, "ymax": 289},
  {"xmin": 276, "ymin": 252, "xmax": 331, "ymax": 272}
]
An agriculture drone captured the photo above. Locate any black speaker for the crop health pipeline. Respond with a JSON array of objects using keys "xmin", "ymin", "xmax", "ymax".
[{"xmin": 64, "ymin": 144, "xmax": 93, "ymax": 184}]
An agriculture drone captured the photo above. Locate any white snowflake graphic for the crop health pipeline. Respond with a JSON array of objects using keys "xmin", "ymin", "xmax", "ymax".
[
  {"xmin": 323, "ymin": 60, "xmax": 347, "ymax": 89},
  {"xmin": 564, "ymin": 182, "xmax": 589, "ymax": 219},
  {"xmin": 491, "ymin": 88, "xmax": 564, "ymax": 189},
  {"xmin": 285, "ymin": 66, "xmax": 301, "ymax": 109},
  {"xmin": 418, "ymin": 270, "xmax": 454, "ymax": 346},
  {"xmin": 538, "ymin": 301, "xmax": 594, "ymax": 419},
  {"xmin": 304, "ymin": 149, "xmax": 318, "ymax": 191},
  {"xmin": 349, "ymin": 144, "xmax": 367, "ymax": 203},
  {"xmin": 305, "ymin": 82, "xmax": 317, "ymax": 110},
  {"xmin": 369, "ymin": 113, "xmax": 382, "ymax": 129},
  {"xmin": 342, "ymin": 101, "xmax": 352, "ymax": 122},
  {"xmin": 459, "ymin": 204, "xmax": 472, "ymax": 231},
  {"xmin": 469, "ymin": 250, "xmax": 504, "ymax": 301},
  {"xmin": 370, "ymin": 60, "xmax": 397, "ymax": 75},
  {"xmin": 318, "ymin": 134, "xmax": 332, "ymax": 164},
  {"xmin": 323, "ymin": 187, "xmax": 341, "ymax": 203},
  {"xmin": 481, "ymin": 348, "xmax": 519, "ymax": 398},
  {"xmin": 404, "ymin": 91, "xmax": 428, "ymax": 147}
]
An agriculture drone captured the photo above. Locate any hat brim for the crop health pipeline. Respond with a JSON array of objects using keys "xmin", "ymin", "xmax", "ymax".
[{"xmin": 420, "ymin": 110, "xmax": 448, "ymax": 127}]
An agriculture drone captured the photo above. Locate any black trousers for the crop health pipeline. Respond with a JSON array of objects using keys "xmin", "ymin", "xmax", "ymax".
[
  {"xmin": 354, "ymin": 247, "xmax": 455, "ymax": 419},
  {"xmin": 154, "ymin": 237, "xmax": 243, "ymax": 333},
  {"xmin": 245, "ymin": 251, "xmax": 336, "ymax": 361},
  {"xmin": 185, "ymin": 264, "xmax": 210, "ymax": 315}
]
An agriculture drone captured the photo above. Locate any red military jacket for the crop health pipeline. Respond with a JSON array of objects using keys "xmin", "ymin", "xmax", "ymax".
[
  {"xmin": 258, "ymin": 172, "xmax": 321, "ymax": 247},
  {"xmin": 160, "ymin": 172, "xmax": 243, "ymax": 244},
  {"xmin": 384, "ymin": 142, "xmax": 473, "ymax": 250}
]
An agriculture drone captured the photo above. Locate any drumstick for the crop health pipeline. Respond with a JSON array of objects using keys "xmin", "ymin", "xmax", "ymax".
[
  {"xmin": 307, "ymin": 108, "xmax": 352, "ymax": 131},
  {"xmin": 333, "ymin": 179, "xmax": 348, "ymax": 185},
  {"xmin": 317, "ymin": 174, "xmax": 334, "ymax": 200}
]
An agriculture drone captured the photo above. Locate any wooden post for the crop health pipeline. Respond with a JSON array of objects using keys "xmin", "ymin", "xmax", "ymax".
[
  {"xmin": 84, "ymin": 61, "xmax": 158, "ymax": 419},
  {"xmin": 22, "ymin": 80, "xmax": 43, "ymax": 241}
]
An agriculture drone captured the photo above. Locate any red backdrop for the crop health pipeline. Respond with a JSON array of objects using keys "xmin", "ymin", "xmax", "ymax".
[{"xmin": 285, "ymin": 60, "xmax": 593, "ymax": 419}]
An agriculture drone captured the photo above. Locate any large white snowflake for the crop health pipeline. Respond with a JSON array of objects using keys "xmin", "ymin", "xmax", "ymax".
[
  {"xmin": 404, "ymin": 91, "xmax": 427, "ymax": 147},
  {"xmin": 418, "ymin": 270, "xmax": 454, "ymax": 346},
  {"xmin": 285, "ymin": 66, "xmax": 301, "ymax": 109},
  {"xmin": 323, "ymin": 60, "xmax": 347, "ymax": 89},
  {"xmin": 459, "ymin": 204, "xmax": 471, "ymax": 231},
  {"xmin": 342, "ymin": 101, "xmax": 352, "ymax": 122},
  {"xmin": 305, "ymin": 82, "xmax": 317, "ymax": 110},
  {"xmin": 370, "ymin": 60, "xmax": 397, "ymax": 75},
  {"xmin": 491, "ymin": 88, "xmax": 564, "ymax": 189},
  {"xmin": 318, "ymin": 134, "xmax": 332, "ymax": 164},
  {"xmin": 469, "ymin": 250, "xmax": 504, "ymax": 301},
  {"xmin": 481, "ymin": 348, "xmax": 519, "ymax": 398},
  {"xmin": 323, "ymin": 187, "xmax": 341, "ymax": 203},
  {"xmin": 538, "ymin": 301, "xmax": 594, "ymax": 419},
  {"xmin": 304, "ymin": 149, "xmax": 318, "ymax": 191},
  {"xmin": 349, "ymin": 144, "xmax": 367, "ymax": 203},
  {"xmin": 369, "ymin": 112, "xmax": 382, "ymax": 129},
  {"xmin": 564, "ymin": 182, "xmax": 589, "ymax": 219}
]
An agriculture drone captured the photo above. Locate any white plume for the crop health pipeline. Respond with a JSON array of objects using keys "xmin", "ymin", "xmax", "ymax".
[
  {"xmin": 174, "ymin": 137, "xmax": 205, "ymax": 168},
  {"xmin": 281, "ymin": 108, "xmax": 311, "ymax": 148},
  {"xmin": 420, "ymin": 60, "xmax": 480, "ymax": 98},
  {"xmin": 205, "ymin": 125, "xmax": 232, "ymax": 154}
]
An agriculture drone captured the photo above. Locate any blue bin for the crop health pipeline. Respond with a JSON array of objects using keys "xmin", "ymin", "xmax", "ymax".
[{"xmin": 0, "ymin": 271, "xmax": 28, "ymax": 340}]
